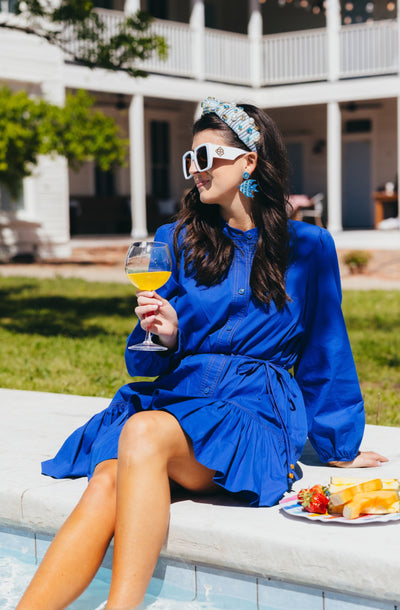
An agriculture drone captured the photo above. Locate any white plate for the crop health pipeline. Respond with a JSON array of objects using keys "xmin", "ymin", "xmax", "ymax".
[{"xmin": 279, "ymin": 493, "xmax": 400, "ymax": 524}]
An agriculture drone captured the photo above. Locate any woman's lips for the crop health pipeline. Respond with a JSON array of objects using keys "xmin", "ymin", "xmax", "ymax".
[{"xmin": 195, "ymin": 178, "xmax": 209, "ymax": 189}]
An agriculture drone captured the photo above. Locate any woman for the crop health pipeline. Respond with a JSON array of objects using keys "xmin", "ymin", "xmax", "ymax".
[{"xmin": 17, "ymin": 98, "xmax": 386, "ymax": 610}]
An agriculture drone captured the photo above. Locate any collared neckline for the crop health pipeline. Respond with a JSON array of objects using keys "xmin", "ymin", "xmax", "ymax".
[{"xmin": 222, "ymin": 221, "xmax": 258, "ymax": 243}]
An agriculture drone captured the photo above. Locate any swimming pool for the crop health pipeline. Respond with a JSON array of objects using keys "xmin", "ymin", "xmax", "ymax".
[
  {"xmin": 1, "ymin": 526, "xmax": 397, "ymax": 610},
  {"xmin": 0, "ymin": 527, "xmax": 259, "ymax": 609}
]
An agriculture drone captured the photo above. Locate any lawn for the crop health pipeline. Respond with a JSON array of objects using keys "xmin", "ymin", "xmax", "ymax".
[{"xmin": 0, "ymin": 276, "xmax": 399, "ymax": 427}]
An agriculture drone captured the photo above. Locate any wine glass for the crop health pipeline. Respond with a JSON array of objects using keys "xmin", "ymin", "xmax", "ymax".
[{"xmin": 125, "ymin": 241, "xmax": 172, "ymax": 351}]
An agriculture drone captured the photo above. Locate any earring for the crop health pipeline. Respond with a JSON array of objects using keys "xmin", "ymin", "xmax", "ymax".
[{"xmin": 239, "ymin": 171, "xmax": 258, "ymax": 198}]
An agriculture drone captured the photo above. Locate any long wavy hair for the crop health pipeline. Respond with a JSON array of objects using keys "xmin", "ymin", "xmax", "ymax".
[{"xmin": 173, "ymin": 105, "xmax": 291, "ymax": 309}]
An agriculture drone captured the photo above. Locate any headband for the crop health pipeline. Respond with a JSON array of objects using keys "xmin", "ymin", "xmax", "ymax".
[{"xmin": 200, "ymin": 97, "xmax": 260, "ymax": 152}]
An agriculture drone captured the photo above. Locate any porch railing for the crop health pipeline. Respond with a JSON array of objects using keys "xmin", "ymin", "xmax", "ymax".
[
  {"xmin": 58, "ymin": 10, "xmax": 400, "ymax": 87},
  {"xmin": 340, "ymin": 19, "xmax": 398, "ymax": 78},
  {"xmin": 141, "ymin": 18, "xmax": 193, "ymax": 77},
  {"xmin": 204, "ymin": 28, "xmax": 251, "ymax": 85},
  {"xmin": 262, "ymin": 28, "xmax": 327, "ymax": 85}
]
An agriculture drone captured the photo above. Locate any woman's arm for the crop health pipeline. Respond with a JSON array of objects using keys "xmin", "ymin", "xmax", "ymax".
[
  {"xmin": 124, "ymin": 223, "xmax": 185, "ymax": 377},
  {"xmin": 294, "ymin": 229, "xmax": 367, "ymax": 464}
]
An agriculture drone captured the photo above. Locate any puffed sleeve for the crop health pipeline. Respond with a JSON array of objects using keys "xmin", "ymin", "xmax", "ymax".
[
  {"xmin": 124, "ymin": 223, "xmax": 185, "ymax": 378},
  {"xmin": 294, "ymin": 229, "xmax": 365, "ymax": 463}
]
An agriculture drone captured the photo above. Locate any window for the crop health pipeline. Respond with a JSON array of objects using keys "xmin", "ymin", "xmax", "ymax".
[
  {"xmin": 93, "ymin": 0, "xmax": 113, "ymax": 8},
  {"xmin": 0, "ymin": 184, "xmax": 24, "ymax": 212},
  {"xmin": 345, "ymin": 119, "xmax": 372, "ymax": 134},
  {"xmin": 150, "ymin": 121, "xmax": 170, "ymax": 199},
  {"xmin": 0, "ymin": 0, "xmax": 17, "ymax": 13},
  {"xmin": 148, "ymin": 0, "xmax": 167, "ymax": 19},
  {"xmin": 95, "ymin": 167, "xmax": 115, "ymax": 197}
]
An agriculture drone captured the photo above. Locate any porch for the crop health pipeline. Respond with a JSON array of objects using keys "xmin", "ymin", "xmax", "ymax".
[{"xmin": 63, "ymin": 10, "xmax": 399, "ymax": 88}]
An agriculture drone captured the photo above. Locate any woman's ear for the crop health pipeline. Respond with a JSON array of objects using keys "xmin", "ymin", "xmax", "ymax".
[{"xmin": 244, "ymin": 152, "xmax": 258, "ymax": 174}]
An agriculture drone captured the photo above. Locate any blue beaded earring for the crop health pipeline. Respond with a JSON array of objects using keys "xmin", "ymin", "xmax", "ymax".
[{"xmin": 239, "ymin": 171, "xmax": 258, "ymax": 198}]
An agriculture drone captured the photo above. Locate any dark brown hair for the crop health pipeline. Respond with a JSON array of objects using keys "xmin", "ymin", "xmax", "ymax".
[{"xmin": 173, "ymin": 104, "xmax": 291, "ymax": 309}]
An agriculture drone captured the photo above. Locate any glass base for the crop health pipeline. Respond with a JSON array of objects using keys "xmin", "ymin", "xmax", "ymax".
[{"xmin": 128, "ymin": 342, "xmax": 168, "ymax": 351}]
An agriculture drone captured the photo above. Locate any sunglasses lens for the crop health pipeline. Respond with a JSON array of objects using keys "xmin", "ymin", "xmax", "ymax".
[
  {"xmin": 196, "ymin": 145, "xmax": 209, "ymax": 170},
  {"xmin": 183, "ymin": 153, "xmax": 191, "ymax": 177}
]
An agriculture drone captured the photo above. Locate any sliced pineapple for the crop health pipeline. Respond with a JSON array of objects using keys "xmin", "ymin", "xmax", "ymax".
[
  {"xmin": 342, "ymin": 490, "xmax": 400, "ymax": 520},
  {"xmin": 329, "ymin": 479, "xmax": 383, "ymax": 507},
  {"xmin": 329, "ymin": 476, "xmax": 399, "ymax": 495}
]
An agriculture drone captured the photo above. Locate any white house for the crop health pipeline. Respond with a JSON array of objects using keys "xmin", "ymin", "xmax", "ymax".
[{"xmin": 0, "ymin": 0, "xmax": 399, "ymax": 259}]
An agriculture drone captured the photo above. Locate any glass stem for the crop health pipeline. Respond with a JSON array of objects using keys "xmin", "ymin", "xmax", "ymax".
[{"xmin": 143, "ymin": 311, "xmax": 155, "ymax": 344}]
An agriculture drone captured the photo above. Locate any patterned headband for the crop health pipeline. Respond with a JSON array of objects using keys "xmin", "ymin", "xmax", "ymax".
[{"xmin": 200, "ymin": 97, "xmax": 260, "ymax": 152}]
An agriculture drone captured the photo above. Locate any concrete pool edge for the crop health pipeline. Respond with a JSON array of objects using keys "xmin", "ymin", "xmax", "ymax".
[{"xmin": 1, "ymin": 388, "xmax": 400, "ymax": 607}]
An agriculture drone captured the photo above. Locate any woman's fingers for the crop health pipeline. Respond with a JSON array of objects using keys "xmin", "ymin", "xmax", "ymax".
[
  {"xmin": 135, "ymin": 291, "xmax": 163, "ymax": 321},
  {"xmin": 133, "ymin": 291, "xmax": 178, "ymax": 349},
  {"xmin": 328, "ymin": 451, "xmax": 389, "ymax": 468}
]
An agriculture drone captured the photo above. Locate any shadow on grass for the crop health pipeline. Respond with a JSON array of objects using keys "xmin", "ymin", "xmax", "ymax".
[{"xmin": 0, "ymin": 289, "xmax": 133, "ymax": 338}]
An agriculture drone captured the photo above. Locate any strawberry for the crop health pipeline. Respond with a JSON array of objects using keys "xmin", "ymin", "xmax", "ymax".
[{"xmin": 297, "ymin": 485, "xmax": 329, "ymax": 514}]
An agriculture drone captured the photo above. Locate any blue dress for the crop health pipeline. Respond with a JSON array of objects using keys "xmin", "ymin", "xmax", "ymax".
[{"xmin": 42, "ymin": 220, "xmax": 365, "ymax": 507}]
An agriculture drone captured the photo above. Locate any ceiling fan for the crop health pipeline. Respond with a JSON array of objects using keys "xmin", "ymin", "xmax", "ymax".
[{"xmin": 341, "ymin": 101, "xmax": 383, "ymax": 112}]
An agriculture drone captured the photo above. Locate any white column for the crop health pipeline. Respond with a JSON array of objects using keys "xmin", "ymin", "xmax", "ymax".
[
  {"xmin": 248, "ymin": 0, "xmax": 262, "ymax": 88},
  {"xmin": 190, "ymin": 0, "xmax": 205, "ymax": 80},
  {"xmin": 124, "ymin": 0, "xmax": 140, "ymax": 14},
  {"xmin": 327, "ymin": 101, "xmax": 342, "ymax": 232},
  {"xmin": 38, "ymin": 79, "xmax": 70, "ymax": 256},
  {"xmin": 129, "ymin": 94, "xmax": 148, "ymax": 239},
  {"xmin": 397, "ymin": 98, "xmax": 400, "ymax": 221},
  {"xmin": 326, "ymin": 0, "xmax": 341, "ymax": 82}
]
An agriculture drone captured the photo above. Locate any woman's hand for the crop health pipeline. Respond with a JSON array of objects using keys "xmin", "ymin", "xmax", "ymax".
[
  {"xmin": 135, "ymin": 291, "xmax": 178, "ymax": 350},
  {"xmin": 328, "ymin": 451, "xmax": 389, "ymax": 468}
]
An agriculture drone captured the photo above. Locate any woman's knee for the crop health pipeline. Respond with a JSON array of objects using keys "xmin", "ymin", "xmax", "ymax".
[
  {"xmin": 118, "ymin": 411, "xmax": 179, "ymax": 465},
  {"xmin": 85, "ymin": 459, "xmax": 117, "ymax": 505}
]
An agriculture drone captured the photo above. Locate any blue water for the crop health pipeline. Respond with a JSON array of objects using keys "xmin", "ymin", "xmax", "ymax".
[{"xmin": 0, "ymin": 539, "xmax": 251, "ymax": 609}]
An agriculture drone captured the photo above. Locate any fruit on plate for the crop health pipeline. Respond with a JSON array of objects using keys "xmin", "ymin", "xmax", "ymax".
[
  {"xmin": 342, "ymin": 490, "xmax": 400, "ymax": 520},
  {"xmin": 329, "ymin": 477, "xmax": 399, "ymax": 495},
  {"xmin": 297, "ymin": 478, "xmax": 400, "ymax": 519},
  {"xmin": 297, "ymin": 484, "xmax": 329, "ymax": 514},
  {"xmin": 329, "ymin": 478, "xmax": 383, "ymax": 507}
]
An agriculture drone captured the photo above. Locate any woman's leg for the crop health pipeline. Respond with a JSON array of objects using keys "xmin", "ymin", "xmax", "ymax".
[
  {"xmin": 106, "ymin": 410, "xmax": 218, "ymax": 610},
  {"xmin": 16, "ymin": 460, "xmax": 118, "ymax": 610}
]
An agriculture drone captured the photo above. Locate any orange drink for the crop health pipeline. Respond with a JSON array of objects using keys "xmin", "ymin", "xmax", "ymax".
[{"xmin": 127, "ymin": 271, "xmax": 172, "ymax": 291}]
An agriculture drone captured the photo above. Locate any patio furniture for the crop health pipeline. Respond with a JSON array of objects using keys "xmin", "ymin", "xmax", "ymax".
[
  {"xmin": 290, "ymin": 193, "xmax": 324, "ymax": 227},
  {"xmin": 373, "ymin": 191, "xmax": 398, "ymax": 228}
]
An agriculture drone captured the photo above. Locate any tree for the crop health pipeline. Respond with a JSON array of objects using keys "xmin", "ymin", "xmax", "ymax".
[
  {"xmin": 0, "ymin": 86, "xmax": 127, "ymax": 198},
  {"xmin": 0, "ymin": 1, "xmax": 168, "ymax": 78}
]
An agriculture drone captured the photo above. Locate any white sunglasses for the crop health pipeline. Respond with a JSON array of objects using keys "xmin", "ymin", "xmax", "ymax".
[{"xmin": 182, "ymin": 143, "xmax": 248, "ymax": 179}]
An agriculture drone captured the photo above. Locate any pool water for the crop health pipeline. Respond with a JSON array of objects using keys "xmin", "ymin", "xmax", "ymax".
[{"xmin": 0, "ymin": 537, "xmax": 251, "ymax": 610}]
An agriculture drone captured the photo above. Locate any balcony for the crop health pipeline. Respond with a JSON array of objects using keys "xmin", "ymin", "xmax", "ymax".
[{"xmin": 12, "ymin": 6, "xmax": 399, "ymax": 88}]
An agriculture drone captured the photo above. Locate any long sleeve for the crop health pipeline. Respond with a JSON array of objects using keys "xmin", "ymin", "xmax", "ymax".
[
  {"xmin": 124, "ymin": 223, "xmax": 185, "ymax": 378},
  {"xmin": 294, "ymin": 229, "xmax": 365, "ymax": 463}
]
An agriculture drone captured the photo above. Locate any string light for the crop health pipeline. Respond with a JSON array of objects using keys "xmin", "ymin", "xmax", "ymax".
[{"xmin": 275, "ymin": 0, "xmax": 396, "ymax": 23}]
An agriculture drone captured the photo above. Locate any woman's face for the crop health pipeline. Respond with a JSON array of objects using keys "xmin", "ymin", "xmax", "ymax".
[{"xmin": 189, "ymin": 129, "xmax": 251, "ymax": 211}]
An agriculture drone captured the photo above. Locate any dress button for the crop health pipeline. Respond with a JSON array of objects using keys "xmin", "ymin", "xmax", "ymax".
[
  {"xmin": 288, "ymin": 472, "xmax": 294, "ymax": 479},
  {"xmin": 204, "ymin": 387, "xmax": 210, "ymax": 394},
  {"xmin": 246, "ymin": 234, "xmax": 252, "ymax": 240},
  {"xmin": 290, "ymin": 464, "xmax": 294, "ymax": 469},
  {"xmin": 238, "ymin": 288, "xmax": 245, "ymax": 295}
]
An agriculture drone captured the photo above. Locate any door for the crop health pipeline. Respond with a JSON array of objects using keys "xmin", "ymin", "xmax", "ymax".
[
  {"xmin": 342, "ymin": 140, "xmax": 373, "ymax": 229},
  {"xmin": 286, "ymin": 142, "xmax": 304, "ymax": 194}
]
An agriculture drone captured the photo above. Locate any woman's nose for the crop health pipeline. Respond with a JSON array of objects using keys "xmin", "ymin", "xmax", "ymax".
[{"xmin": 188, "ymin": 156, "xmax": 198, "ymax": 175}]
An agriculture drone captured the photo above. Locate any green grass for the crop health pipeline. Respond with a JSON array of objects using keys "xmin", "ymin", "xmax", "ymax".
[
  {"xmin": 0, "ymin": 276, "xmax": 399, "ymax": 427},
  {"xmin": 342, "ymin": 290, "xmax": 400, "ymax": 428},
  {"xmin": 0, "ymin": 276, "xmax": 135, "ymax": 397}
]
